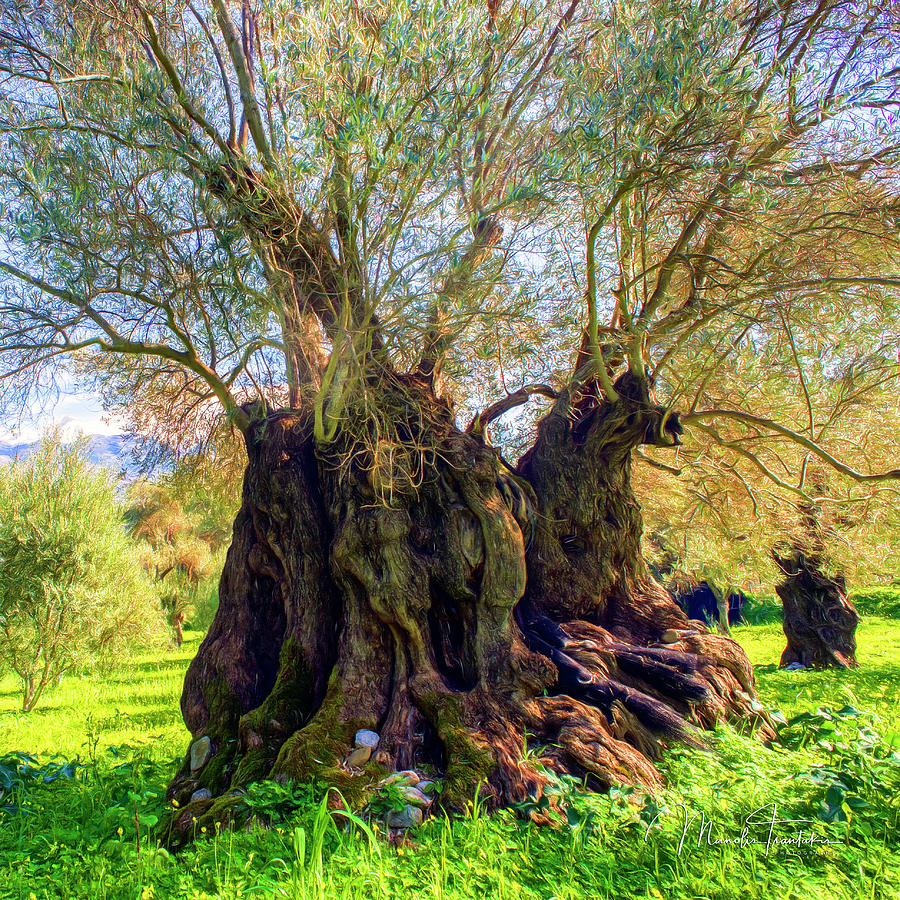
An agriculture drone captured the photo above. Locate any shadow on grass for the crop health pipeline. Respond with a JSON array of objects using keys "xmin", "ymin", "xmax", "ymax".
[
  {"xmin": 102, "ymin": 671, "xmax": 185, "ymax": 687},
  {"xmin": 757, "ymin": 661, "xmax": 900, "ymax": 682},
  {"xmin": 0, "ymin": 699, "xmax": 69, "ymax": 716},
  {"xmin": 106, "ymin": 709, "xmax": 182, "ymax": 731}
]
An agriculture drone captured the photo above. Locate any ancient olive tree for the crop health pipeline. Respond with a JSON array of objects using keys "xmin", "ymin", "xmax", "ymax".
[
  {"xmin": 773, "ymin": 525, "xmax": 861, "ymax": 670},
  {"xmin": 1, "ymin": 0, "xmax": 899, "ymax": 839}
]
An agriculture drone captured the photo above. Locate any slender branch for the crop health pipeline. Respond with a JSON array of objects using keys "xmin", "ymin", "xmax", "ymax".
[
  {"xmin": 683, "ymin": 409, "xmax": 900, "ymax": 483},
  {"xmin": 777, "ymin": 306, "xmax": 815, "ymax": 440},
  {"xmin": 416, "ymin": 216, "xmax": 504, "ymax": 379},
  {"xmin": 634, "ymin": 448, "xmax": 682, "ymax": 475},
  {"xmin": 211, "ymin": 0, "xmax": 274, "ymax": 167},
  {"xmin": 690, "ymin": 421, "xmax": 817, "ymax": 499},
  {"xmin": 135, "ymin": 3, "xmax": 230, "ymax": 157},
  {"xmin": 188, "ymin": 1, "xmax": 236, "ymax": 148},
  {"xmin": 0, "ymin": 261, "xmax": 248, "ymax": 432}
]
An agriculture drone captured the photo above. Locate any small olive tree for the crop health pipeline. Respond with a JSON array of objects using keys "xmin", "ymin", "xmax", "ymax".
[
  {"xmin": 126, "ymin": 451, "xmax": 243, "ymax": 643},
  {"xmin": 0, "ymin": 435, "xmax": 162, "ymax": 711}
]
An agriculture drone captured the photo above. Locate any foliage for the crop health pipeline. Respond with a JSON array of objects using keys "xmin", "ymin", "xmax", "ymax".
[
  {"xmin": 737, "ymin": 594, "xmax": 783, "ymax": 625},
  {"xmin": 0, "ymin": 434, "xmax": 163, "ymax": 711},
  {"xmin": 128, "ymin": 480, "xmax": 215, "ymax": 580},
  {"xmin": 639, "ymin": 454, "xmax": 900, "ymax": 596},
  {"xmin": 126, "ymin": 462, "xmax": 240, "ymax": 636},
  {"xmin": 0, "ymin": 0, "xmax": 896, "ymax": 516},
  {"xmin": 238, "ymin": 778, "xmax": 320, "ymax": 826},
  {"xmin": 1, "ymin": 618, "xmax": 899, "ymax": 898},
  {"xmin": 851, "ymin": 585, "xmax": 900, "ymax": 620},
  {"xmin": 777, "ymin": 705, "xmax": 900, "ymax": 826},
  {"xmin": 0, "ymin": 752, "xmax": 79, "ymax": 816},
  {"xmin": 124, "ymin": 426, "xmax": 242, "ymax": 635}
]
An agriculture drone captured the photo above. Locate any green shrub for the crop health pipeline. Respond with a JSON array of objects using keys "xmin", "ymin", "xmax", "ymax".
[
  {"xmin": 737, "ymin": 592, "xmax": 783, "ymax": 625},
  {"xmin": 0, "ymin": 434, "xmax": 163, "ymax": 711}
]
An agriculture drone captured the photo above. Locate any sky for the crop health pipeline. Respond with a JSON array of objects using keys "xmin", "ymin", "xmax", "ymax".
[{"xmin": 0, "ymin": 389, "xmax": 124, "ymax": 443}]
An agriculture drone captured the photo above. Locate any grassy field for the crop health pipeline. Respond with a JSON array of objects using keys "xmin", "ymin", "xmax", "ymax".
[{"xmin": 1, "ymin": 614, "xmax": 898, "ymax": 900}]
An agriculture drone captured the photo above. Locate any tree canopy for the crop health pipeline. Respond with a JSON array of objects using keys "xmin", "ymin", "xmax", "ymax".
[{"xmin": 0, "ymin": 0, "xmax": 897, "ymax": 508}]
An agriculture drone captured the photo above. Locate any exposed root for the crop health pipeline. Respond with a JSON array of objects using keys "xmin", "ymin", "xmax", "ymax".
[{"xmin": 534, "ymin": 695, "xmax": 664, "ymax": 789}]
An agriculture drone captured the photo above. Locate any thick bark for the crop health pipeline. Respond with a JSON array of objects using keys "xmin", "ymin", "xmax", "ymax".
[
  {"xmin": 775, "ymin": 550, "xmax": 859, "ymax": 669},
  {"xmin": 163, "ymin": 374, "xmax": 771, "ymax": 847}
]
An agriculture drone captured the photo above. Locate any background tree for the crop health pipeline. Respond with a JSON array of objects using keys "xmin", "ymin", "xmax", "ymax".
[
  {"xmin": 0, "ymin": 0, "xmax": 898, "ymax": 842},
  {"xmin": 636, "ymin": 369, "xmax": 900, "ymax": 661},
  {"xmin": 772, "ymin": 496, "xmax": 861, "ymax": 669},
  {"xmin": 0, "ymin": 434, "xmax": 162, "ymax": 711},
  {"xmin": 126, "ymin": 433, "xmax": 244, "ymax": 642}
]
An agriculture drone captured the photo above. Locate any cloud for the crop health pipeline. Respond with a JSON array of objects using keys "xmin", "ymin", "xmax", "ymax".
[{"xmin": 0, "ymin": 391, "xmax": 124, "ymax": 443}]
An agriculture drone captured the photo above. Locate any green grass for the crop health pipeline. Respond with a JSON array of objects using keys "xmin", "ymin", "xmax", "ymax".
[
  {"xmin": 851, "ymin": 585, "xmax": 900, "ymax": 620},
  {"xmin": 733, "ymin": 616, "xmax": 900, "ymax": 732},
  {"xmin": 1, "ymin": 623, "xmax": 899, "ymax": 900},
  {"xmin": 0, "ymin": 637, "xmax": 196, "ymax": 759}
]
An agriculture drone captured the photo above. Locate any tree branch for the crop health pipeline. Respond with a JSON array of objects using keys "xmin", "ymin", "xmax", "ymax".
[
  {"xmin": 682, "ymin": 409, "xmax": 900, "ymax": 483},
  {"xmin": 211, "ymin": 0, "xmax": 274, "ymax": 167},
  {"xmin": 467, "ymin": 384, "xmax": 558, "ymax": 437},
  {"xmin": 135, "ymin": 3, "xmax": 230, "ymax": 157},
  {"xmin": 0, "ymin": 261, "xmax": 249, "ymax": 432}
]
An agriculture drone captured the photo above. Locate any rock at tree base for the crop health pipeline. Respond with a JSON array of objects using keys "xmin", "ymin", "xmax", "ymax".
[
  {"xmin": 381, "ymin": 771, "xmax": 420, "ymax": 787},
  {"xmin": 189, "ymin": 737, "xmax": 211, "ymax": 773},
  {"xmin": 345, "ymin": 746, "xmax": 372, "ymax": 767},
  {"xmin": 386, "ymin": 805, "xmax": 424, "ymax": 829},
  {"xmin": 354, "ymin": 730, "xmax": 380, "ymax": 749},
  {"xmin": 399, "ymin": 786, "xmax": 432, "ymax": 808}
]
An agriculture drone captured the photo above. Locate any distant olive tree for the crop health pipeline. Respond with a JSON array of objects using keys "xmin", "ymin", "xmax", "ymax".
[
  {"xmin": 126, "ymin": 443, "xmax": 243, "ymax": 643},
  {"xmin": 0, "ymin": 435, "xmax": 162, "ymax": 711}
]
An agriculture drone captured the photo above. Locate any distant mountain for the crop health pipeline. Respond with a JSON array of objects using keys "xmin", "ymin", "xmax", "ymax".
[{"xmin": 0, "ymin": 433, "xmax": 145, "ymax": 476}]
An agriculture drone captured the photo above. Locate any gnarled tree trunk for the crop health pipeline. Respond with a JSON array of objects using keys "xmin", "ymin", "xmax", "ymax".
[
  {"xmin": 775, "ymin": 549, "xmax": 859, "ymax": 669},
  {"xmin": 164, "ymin": 373, "xmax": 770, "ymax": 846}
]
